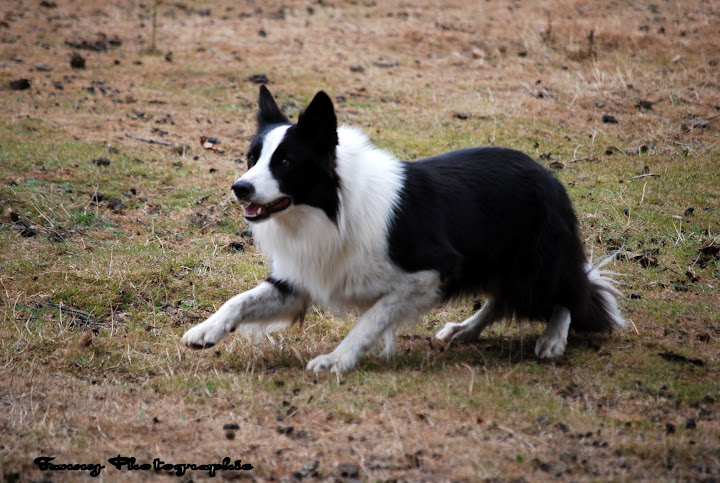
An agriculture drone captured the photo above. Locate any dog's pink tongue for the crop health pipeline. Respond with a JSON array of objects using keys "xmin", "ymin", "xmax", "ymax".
[{"xmin": 244, "ymin": 203, "xmax": 260, "ymax": 217}]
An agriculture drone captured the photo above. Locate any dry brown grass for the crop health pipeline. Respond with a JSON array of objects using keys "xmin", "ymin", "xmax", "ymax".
[{"xmin": 1, "ymin": 0, "xmax": 720, "ymax": 481}]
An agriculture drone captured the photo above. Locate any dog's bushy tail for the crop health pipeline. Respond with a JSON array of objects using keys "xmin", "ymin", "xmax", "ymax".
[{"xmin": 573, "ymin": 252, "xmax": 626, "ymax": 332}]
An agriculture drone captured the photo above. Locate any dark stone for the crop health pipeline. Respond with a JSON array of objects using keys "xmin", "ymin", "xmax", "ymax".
[
  {"xmin": 277, "ymin": 424, "xmax": 294, "ymax": 435},
  {"xmin": 336, "ymin": 463, "xmax": 359, "ymax": 478},
  {"xmin": 70, "ymin": 52, "xmax": 86, "ymax": 69},
  {"xmin": 9, "ymin": 79, "xmax": 30, "ymax": 90},
  {"xmin": 247, "ymin": 73, "xmax": 269, "ymax": 84},
  {"xmin": 602, "ymin": 114, "xmax": 618, "ymax": 124},
  {"xmin": 108, "ymin": 199, "xmax": 125, "ymax": 212}
]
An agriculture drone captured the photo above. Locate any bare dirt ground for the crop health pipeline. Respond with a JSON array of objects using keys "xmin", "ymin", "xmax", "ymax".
[{"xmin": 1, "ymin": 0, "xmax": 720, "ymax": 481}]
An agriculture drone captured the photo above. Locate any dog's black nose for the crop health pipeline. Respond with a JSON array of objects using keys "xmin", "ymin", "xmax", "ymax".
[{"xmin": 232, "ymin": 180, "xmax": 255, "ymax": 201}]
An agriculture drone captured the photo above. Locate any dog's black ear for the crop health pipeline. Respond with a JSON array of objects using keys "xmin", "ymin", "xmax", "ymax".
[
  {"xmin": 297, "ymin": 91, "xmax": 338, "ymax": 151},
  {"xmin": 257, "ymin": 85, "xmax": 289, "ymax": 127}
]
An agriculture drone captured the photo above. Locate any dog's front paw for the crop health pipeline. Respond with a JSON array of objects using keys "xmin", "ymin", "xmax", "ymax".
[
  {"xmin": 534, "ymin": 332, "xmax": 567, "ymax": 359},
  {"xmin": 181, "ymin": 319, "xmax": 227, "ymax": 349},
  {"xmin": 306, "ymin": 350, "xmax": 358, "ymax": 373}
]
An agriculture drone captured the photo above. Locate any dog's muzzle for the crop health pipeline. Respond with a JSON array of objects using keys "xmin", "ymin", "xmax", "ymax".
[{"xmin": 232, "ymin": 180, "xmax": 292, "ymax": 222}]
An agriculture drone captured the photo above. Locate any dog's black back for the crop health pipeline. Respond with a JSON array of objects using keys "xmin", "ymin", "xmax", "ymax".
[{"xmin": 389, "ymin": 147, "xmax": 607, "ymax": 330}]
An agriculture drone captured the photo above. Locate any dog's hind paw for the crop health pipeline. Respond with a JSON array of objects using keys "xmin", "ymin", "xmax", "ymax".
[
  {"xmin": 182, "ymin": 319, "xmax": 227, "ymax": 349},
  {"xmin": 435, "ymin": 322, "xmax": 462, "ymax": 342},
  {"xmin": 534, "ymin": 332, "xmax": 567, "ymax": 359},
  {"xmin": 306, "ymin": 350, "xmax": 358, "ymax": 373},
  {"xmin": 436, "ymin": 322, "xmax": 479, "ymax": 344}
]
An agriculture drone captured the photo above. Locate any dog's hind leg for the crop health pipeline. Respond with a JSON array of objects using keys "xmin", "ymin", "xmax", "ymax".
[
  {"xmin": 534, "ymin": 305, "xmax": 571, "ymax": 358},
  {"xmin": 435, "ymin": 298, "xmax": 501, "ymax": 343},
  {"xmin": 182, "ymin": 280, "xmax": 308, "ymax": 349},
  {"xmin": 307, "ymin": 271, "xmax": 442, "ymax": 373}
]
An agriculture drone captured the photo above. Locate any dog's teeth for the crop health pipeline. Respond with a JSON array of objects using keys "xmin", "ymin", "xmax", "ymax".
[{"xmin": 257, "ymin": 207, "xmax": 264, "ymax": 215}]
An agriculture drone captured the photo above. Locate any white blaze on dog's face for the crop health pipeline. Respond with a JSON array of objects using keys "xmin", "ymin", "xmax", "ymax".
[
  {"xmin": 232, "ymin": 86, "xmax": 341, "ymax": 224},
  {"xmin": 233, "ymin": 125, "xmax": 292, "ymax": 221}
]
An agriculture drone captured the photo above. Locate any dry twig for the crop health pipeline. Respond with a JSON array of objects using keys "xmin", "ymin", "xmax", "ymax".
[{"xmin": 125, "ymin": 132, "xmax": 177, "ymax": 147}]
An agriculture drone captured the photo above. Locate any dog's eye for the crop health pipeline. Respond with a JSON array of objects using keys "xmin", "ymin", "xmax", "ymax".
[
  {"xmin": 247, "ymin": 154, "xmax": 256, "ymax": 167},
  {"xmin": 281, "ymin": 159, "xmax": 291, "ymax": 167}
]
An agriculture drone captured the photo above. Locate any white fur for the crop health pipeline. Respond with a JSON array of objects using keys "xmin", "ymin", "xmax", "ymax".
[
  {"xmin": 586, "ymin": 253, "xmax": 626, "ymax": 330},
  {"xmin": 251, "ymin": 125, "xmax": 407, "ymax": 309},
  {"xmin": 534, "ymin": 306, "xmax": 571, "ymax": 358},
  {"xmin": 181, "ymin": 281, "xmax": 307, "ymax": 348},
  {"xmin": 238, "ymin": 125, "xmax": 289, "ymax": 204},
  {"xmin": 435, "ymin": 298, "xmax": 500, "ymax": 343},
  {"xmin": 306, "ymin": 270, "xmax": 441, "ymax": 373}
]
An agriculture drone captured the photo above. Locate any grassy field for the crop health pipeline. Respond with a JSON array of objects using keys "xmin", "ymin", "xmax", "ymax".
[{"xmin": 1, "ymin": 0, "xmax": 719, "ymax": 480}]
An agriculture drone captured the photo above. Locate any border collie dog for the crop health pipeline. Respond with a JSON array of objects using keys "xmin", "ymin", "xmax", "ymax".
[{"xmin": 182, "ymin": 85, "xmax": 625, "ymax": 372}]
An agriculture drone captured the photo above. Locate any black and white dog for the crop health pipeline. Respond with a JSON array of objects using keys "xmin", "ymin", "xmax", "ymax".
[{"xmin": 182, "ymin": 86, "xmax": 625, "ymax": 372}]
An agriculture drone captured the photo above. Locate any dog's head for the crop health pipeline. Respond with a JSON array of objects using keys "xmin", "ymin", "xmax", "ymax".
[{"xmin": 232, "ymin": 85, "xmax": 341, "ymax": 223}]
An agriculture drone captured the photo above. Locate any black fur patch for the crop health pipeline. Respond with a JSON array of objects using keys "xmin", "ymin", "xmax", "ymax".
[
  {"xmin": 267, "ymin": 276, "xmax": 296, "ymax": 297},
  {"xmin": 268, "ymin": 126, "xmax": 341, "ymax": 222}
]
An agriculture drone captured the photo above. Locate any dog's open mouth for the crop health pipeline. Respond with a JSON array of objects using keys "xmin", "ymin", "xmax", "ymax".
[{"xmin": 243, "ymin": 197, "xmax": 292, "ymax": 221}]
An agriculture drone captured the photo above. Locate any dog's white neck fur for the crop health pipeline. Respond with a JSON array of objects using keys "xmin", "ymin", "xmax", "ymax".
[{"xmin": 250, "ymin": 125, "xmax": 405, "ymax": 308}]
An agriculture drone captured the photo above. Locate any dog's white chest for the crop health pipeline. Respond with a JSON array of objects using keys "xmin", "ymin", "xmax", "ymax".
[{"xmin": 252, "ymin": 205, "xmax": 401, "ymax": 309}]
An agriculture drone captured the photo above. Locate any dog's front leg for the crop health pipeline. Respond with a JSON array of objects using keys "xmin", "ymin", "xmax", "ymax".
[
  {"xmin": 307, "ymin": 271, "xmax": 442, "ymax": 373},
  {"xmin": 182, "ymin": 280, "xmax": 308, "ymax": 349}
]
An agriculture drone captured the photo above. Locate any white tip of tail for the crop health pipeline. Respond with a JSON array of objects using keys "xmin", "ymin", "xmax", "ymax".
[{"xmin": 586, "ymin": 251, "xmax": 627, "ymax": 330}]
